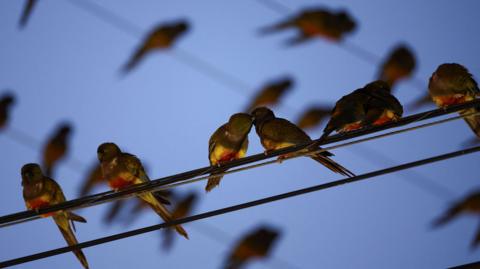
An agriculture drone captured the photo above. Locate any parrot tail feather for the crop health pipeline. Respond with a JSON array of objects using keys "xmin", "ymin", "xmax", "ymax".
[
  {"xmin": 122, "ymin": 46, "xmax": 148, "ymax": 74},
  {"xmin": 206, "ymin": 174, "xmax": 224, "ymax": 192},
  {"xmin": 432, "ymin": 204, "xmax": 463, "ymax": 228},
  {"xmin": 310, "ymin": 154, "xmax": 355, "ymax": 177},
  {"xmin": 471, "ymin": 222, "xmax": 480, "ymax": 250},
  {"xmin": 68, "ymin": 212, "xmax": 87, "ymax": 223},
  {"xmin": 258, "ymin": 20, "xmax": 292, "ymax": 35},
  {"xmin": 462, "ymin": 107, "xmax": 480, "ymax": 139},
  {"xmin": 54, "ymin": 216, "xmax": 89, "ymax": 269},
  {"xmin": 19, "ymin": 0, "xmax": 36, "ymax": 29}
]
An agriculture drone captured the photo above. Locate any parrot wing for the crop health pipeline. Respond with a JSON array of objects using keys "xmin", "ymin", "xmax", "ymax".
[{"xmin": 18, "ymin": 0, "xmax": 37, "ymax": 29}]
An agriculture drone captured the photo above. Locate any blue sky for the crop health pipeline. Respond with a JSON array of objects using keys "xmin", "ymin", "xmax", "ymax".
[{"xmin": 0, "ymin": 0, "xmax": 479, "ymax": 268}]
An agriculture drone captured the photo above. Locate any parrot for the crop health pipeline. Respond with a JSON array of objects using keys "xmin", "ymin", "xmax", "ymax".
[
  {"xmin": 224, "ymin": 226, "xmax": 279, "ymax": 269},
  {"xmin": 78, "ymin": 162, "xmax": 103, "ymax": 197},
  {"xmin": 296, "ymin": 105, "xmax": 331, "ymax": 130},
  {"xmin": 377, "ymin": 45, "xmax": 416, "ymax": 88},
  {"xmin": 433, "ymin": 190, "xmax": 480, "ymax": 248},
  {"xmin": 21, "ymin": 163, "xmax": 89, "ymax": 269},
  {"xmin": 207, "ymin": 113, "xmax": 253, "ymax": 192},
  {"xmin": 122, "ymin": 20, "xmax": 189, "ymax": 73},
  {"xmin": 428, "ymin": 63, "xmax": 480, "ymax": 138},
  {"xmin": 251, "ymin": 106, "xmax": 354, "ymax": 177},
  {"xmin": 162, "ymin": 192, "xmax": 198, "ymax": 250},
  {"xmin": 260, "ymin": 8, "xmax": 356, "ymax": 45},
  {"xmin": 244, "ymin": 77, "xmax": 293, "ymax": 112},
  {"xmin": 42, "ymin": 123, "xmax": 72, "ymax": 177},
  {"xmin": 18, "ymin": 0, "xmax": 37, "ymax": 29},
  {"xmin": 97, "ymin": 142, "xmax": 188, "ymax": 238},
  {"xmin": 319, "ymin": 80, "xmax": 403, "ymax": 142},
  {"xmin": 0, "ymin": 93, "xmax": 15, "ymax": 130}
]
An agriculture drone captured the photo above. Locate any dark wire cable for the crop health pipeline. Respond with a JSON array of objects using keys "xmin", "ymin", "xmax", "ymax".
[
  {"xmin": 1, "ymin": 145, "xmax": 478, "ymax": 268},
  {"xmin": 0, "ymin": 99, "xmax": 479, "ymax": 228}
]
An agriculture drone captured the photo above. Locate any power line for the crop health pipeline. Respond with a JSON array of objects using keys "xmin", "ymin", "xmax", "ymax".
[
  {"xmin": 1, "ymin": 144, "xmax": 478, "ymax": 268},
  {"xmin": 1, "ymin": 99, "xmax": 478, "ymax": 228}
]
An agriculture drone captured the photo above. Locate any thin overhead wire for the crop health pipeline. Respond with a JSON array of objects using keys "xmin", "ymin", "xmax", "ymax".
[
  {"xmin": 1, "ymin": 144, "xmax": 479, "ymax": 268},
  {"xmin": 1, "ymin": 99, "xmax": 479, "ymax": 228}
]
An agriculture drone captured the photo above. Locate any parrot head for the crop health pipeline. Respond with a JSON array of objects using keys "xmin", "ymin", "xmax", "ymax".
[
  {"xmin": 21, "ymin": 163, "xmax": 44, "ymax": 186},
  {"xmin": 1, "ymin": 93, "xmax": 15, "ymax": 106},
  {"xmin": 251, "ymin": 107, "xmax": 275, "ymax": 126},
  {"xmin": 433, "ymin": 63, "xmax": 470, "ymax": 80},
  {"xmin": 228, "ymin": 113, "xmax": 253, "ymax": 135},
  {"xmin": 173, "ymin": 20, "xmax": 189, "ymax": 34},
  {"xmin": 277, "ymin": 78, "xmax": 294, "ymax": 89},
  {"xmin": 57, "ymin": 123, "xmax": 72, "ymax": 136},
  {"xmin": 97, "ymin": 142, "xmax": 121, "ymax": 162},
  {"xmin": 256, "ymin": 227, "xmax": 279, "ymax": 244},
  {"xmin": 364, "ymin": 80, "xmax": 391, "ymax": 92},
  {"xmin": 335, "ymin": 11, "xmax": 356, "ymax": 33}
]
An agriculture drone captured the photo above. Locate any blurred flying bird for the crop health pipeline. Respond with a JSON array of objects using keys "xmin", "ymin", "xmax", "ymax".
[
  {"xmin": 296, "ymin": 105, "xmax": 331, "ymax": 130},
  {"xmin": 122, "ymin": 20, "xmax": 189, "ymax": 73},
  {"xmin": 21, "ymin": 163, "xmax": 89, "ymax": 269},
  {"xmin": 260, "ymin": 7, "xmax": 356, "ymax": 45},
  {"xmin": 42, "ymin": 123, "xmax": 72, "ymax": 177},
  {"xmin": 433, "ymin": 190, "xmax": 480, "ymax": 248},
  {"xmin": 0, "ymin": 93, "xmax": 15, "ymax": 131},
  {"xmin": 207, "ymin": 113, "xmax": 253, "ymax": 192},
  {"xmin": 244, "ymin": 77, "xmax": 293, "ymax": 112},
  {"xmin": 428, "ymin": 63, "xmax": 480, "ymax": 139},
  {"xmin": 78, "ymin": 162, "xmax": 103, "ymax": 197},
  {"xmin": 224, "ymin": 226, "xmax": 280, "ymax": 269},
  {"xmin": 162, "ymin": 192, "xmax": 198, "ymax": 250},
  {"xmin": 97, "ymin": 142, "xmax": 188, "ymax": 238},
  {"xmin": 251, "ymin": 107, "xmax": 354, "ymax": 177},
  {"xmin": 377, "ymin": 45, "xmax": 416, "ymax": 88},
  {"xmin": 18, "ymin": 0, "xmax": 38, "ymax": 29}
]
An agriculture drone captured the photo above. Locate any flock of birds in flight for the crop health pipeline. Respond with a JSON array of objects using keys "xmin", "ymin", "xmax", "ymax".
[{"xmin": 1, "ymin": 1, "xmax": 480, "ymax": 268}]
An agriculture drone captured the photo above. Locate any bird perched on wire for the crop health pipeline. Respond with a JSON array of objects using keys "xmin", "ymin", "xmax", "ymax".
[
  {"xmin": 428, "ymin": 63, "xmax": 480, "ymax": 138},
  {"xmin": 97, "ymin": 142, "xmax": 188, "ymax": 238},
  {"xmin": 18, "ymin": 0, "xmax": 38, "ymax": 29},
  {"xmin": 207, "ymin": 113, "xmax": 253, "ymax": 192},
  {"xmin": 317, "ymin": 80, "xmax": 403, "ymax": 143},
  {"xmin": 122, "ymin": 20, "xmax": 189, "ymax": 73},
  {"xmin": 377, "ymin": 45, "xmax": 416, "ymax": 88},
  {"xmin": 260, "ymin": 7, "xmax": 356, "ymax": 45},
  {"xmin": 244, "ymin": 77, "xmax": 293, "ymax": 112},
  {"xmin": 224, "ymin": 226, "xmax": 280, "ymax": 269},
  {"xmin": 42, "ymin": 123, "xmax": 72, "ymax": 177},
  {"xmin": 251, "ymin": 107, "xmax": 354, "ymax": 177},
  {"xmin": 0, "ymin": 93, "xmax": 15, "ymax": 131},
  {"xmin": 433, "ymin": 190, "xmax": 480, "ymax": 248},
  {"xmin": 21, "ymin": 163, "xmax": 89, "ymax": 269},
  {"xmin": 162, "ymin": 192, "xmax": 198, "ymax": 250},
  {"xmin": 296, "ymin": 105, "xmax": 331, "ymax": 130}
]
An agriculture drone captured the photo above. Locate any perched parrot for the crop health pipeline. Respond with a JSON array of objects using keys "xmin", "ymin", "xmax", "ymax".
[
  {"xmin": 42, "ymin": 123, "xmax": 72, "ymax": 177},
  {"xmin": 378, "ymin": 45, "xmax": 416, "ymax": 88},
  {"xmin": 162, "ymin": 192, "xmax": 198, "ymax": 250},
  {"xmin": 320, "ymin": 80, "xmax": 403, "ymax": 141},
  {"xmin": 224, "ymin": 226, "xmax": 279, "ymax": 269},
  {"xmin": 433, "ymin": 190, "xmax": 480, "ymax": 248},
  {"xmin": 428, "ymin": 63, "xmax": 480, "ymax": 138},
  {"xmin": 122, "ymin": 20, "xmax": 189, "ymax": 73},
  {"xmin": 251, "ymin": 106, "xmax": 354, "ymax": 177},
  {"xmin": 18, "ymin": 0, "xmax": 37, "ymax": 29},
  {"xmin": 207, "ymin": 113, "xmax": 253, "ymax": 192},
  {"xmin": 244, "ymin": 77, "xmax": 293, "ymax": 112},
  {"xmin": 260, "ymin": 8, "xmax": 356, "ymax": 45},
  {"xmin": 97, "ymin": 142, "xmax": 188, "ymax": 238},
  {"xmin": 78, "ymin": 162, "xmax": 103, "ymax": 197},
  {"xmin": 296, "ymin": 105, "xmax": 331, "ymax": 130},
  {"xmin": 21, "ymin": 163, "xmax": 89, "ymax": 269},
  {"xmin": 0, "ymin": 93, "xmax": 15, "ymax": 130}
]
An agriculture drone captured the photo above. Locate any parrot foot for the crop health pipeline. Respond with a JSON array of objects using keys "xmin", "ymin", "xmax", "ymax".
[{"xmin": 264, "ymin": 150, "xmax": 273, "ymax": 156}]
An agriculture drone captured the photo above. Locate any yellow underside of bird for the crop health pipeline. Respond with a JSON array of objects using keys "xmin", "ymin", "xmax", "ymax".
[
  {"xmin": 432, "ymin": 94, "xmax": 474, "ymax": 107},
  {"xmin": 210, "ymin": 144, "xmax": 246, "ymax": 165}
]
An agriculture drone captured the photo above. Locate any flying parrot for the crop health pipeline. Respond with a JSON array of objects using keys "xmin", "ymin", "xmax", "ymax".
[
  {"xmin": 42, "ymin": 123, "xmax": 72, "ymax": 177},
  {"xmin": 162, "ymin": 192, "xmax": 198, "ymax": 250},
  {"xmin": 244, "ymin": 77, "xmax": 293, "ymax": 112},
  {"xmin": 260, "ymin": 8, "xmax": 356, "ymax": 45},
  {"xmin": 97, "ymin": 142, "xmax": 188, "ymax": 238},
  {"xmin": 224, "ymin": 226, "xmax": 279, "ymax": 269},
  {"xmin": 78, "ymin": 162, "xmax": 103, "ymax": 197},
  {"xmin": 122, "ymin": 20, "xmax": 189, "ymax": 73},
  {"xmin": 377, "ymin": 45, "xmax": 416, "ymax": 88},
  {"xmin": 251, "ymin": 106, "xmax": 354, "ymax": 177},
  {"xmin": 18, "ymin": 0, "xmax": 38, "ymax": 29},
  {"xmin": 0, "ymin": 93, "xmax": 15, "ymax": 130},
  {"xmin": 428, "ymin": 63, "xmax": 480, "ymax": 138},
  {"xmin": 207, "ymin": 113, "xmax": 253, "ymax": 192},
  {"xmin": 296, "ymin": 105, "xmax": 331, "ymax": 130},
  {"xmin": 21, "ymin": 163, "xmax": 89, "ymax": 269},
  {"xmin": 433, "ymin": 190, "xmax": 480, "ymax": 248}
]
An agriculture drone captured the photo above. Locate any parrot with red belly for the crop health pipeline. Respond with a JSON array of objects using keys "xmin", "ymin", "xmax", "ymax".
[
  {"xmin": 0, "ymin": 93, "xmax": 15, "ymax": 131},
  {"xmin": 122, "ymin": 20, "xmax": 189, "ymax": 73},
  {"xmin": 42, "ymin": 123, "xmax": 72, "ymax": 177},
  {"xmin": 378, "ymin": 45, "xmax": 416, "ymax": 88},
  {"xmin": 428, "ymin": 63, "xmax": 480, "ymax": 138},
  {"xmin": 260, "ymin": 8, "xmax": 356, "ymax": 45},
  {"xmin": 97, "ymin": 142, "xmax": 188, "ymax": 238},
  {"xmin": 21, "ymin": 163, "xmax": 89, "ymax": 269},
  {"xmin": 244, "ymin": 77, "xmax": 293, "ymax": 112},
  {"xmin": 251, "ymin": 107, "xmax": 354, "ymax": 177},
  {"xmin": 207, "ymin": 113, "xmax": 253, "ymax": 192}
]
